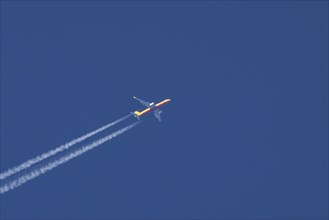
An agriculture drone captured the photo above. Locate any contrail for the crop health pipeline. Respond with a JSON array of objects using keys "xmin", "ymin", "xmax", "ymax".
[
  {"xmin": 0, "ymin": 121, "xmax": 140, "ymax": 194},
  {"xmin": 0, "ymin": 114, "xmax": 132, "ymax": 180}
]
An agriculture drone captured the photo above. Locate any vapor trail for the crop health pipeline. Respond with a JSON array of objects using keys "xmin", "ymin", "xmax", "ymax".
[
  {"xmin": 0, "ymin": 121, "xmax": 140, "ymax": 194},
  {"xmin": 0, "ymin": 114, "xmax": 132, "ymax": 180}
]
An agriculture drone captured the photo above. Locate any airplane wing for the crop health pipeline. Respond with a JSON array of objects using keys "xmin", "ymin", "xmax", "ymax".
[
  {"xmin": 154, "ymin": 109, "xmax": 162, "ymax": 122},
  {"xmin": 133, "ymin": 96, "xmax": 152, "ymax": 107}
]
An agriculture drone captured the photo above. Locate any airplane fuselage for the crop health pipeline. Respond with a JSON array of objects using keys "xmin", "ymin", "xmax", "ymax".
[{"xmin": 134, "ymin": 99, "xmax": 171, "ymax": 118}]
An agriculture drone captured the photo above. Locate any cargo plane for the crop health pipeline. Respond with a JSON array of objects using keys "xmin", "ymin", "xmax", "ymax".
[{"xmin": 132, "ymin": 96, "xmax": 171, "ymax": 122}]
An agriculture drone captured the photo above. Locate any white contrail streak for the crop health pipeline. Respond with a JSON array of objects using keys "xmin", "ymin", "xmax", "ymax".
[
  {"xmin": 0, "ymin": 114, "xmax": 132, "ymax": 180},
  {"xmin": 0, "ymin": 121, "xmax": 140, "ymax": 194}
]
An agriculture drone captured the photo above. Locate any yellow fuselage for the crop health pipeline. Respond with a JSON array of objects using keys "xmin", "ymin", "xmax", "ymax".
[{"xmin": 134, "ymin": 99, "xmax": 171, "ymax": 117}]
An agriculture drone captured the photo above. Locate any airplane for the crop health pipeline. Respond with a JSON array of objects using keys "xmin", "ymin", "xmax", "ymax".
[{"xmin": 132, "ymin": 96, "xmax": 171, "ymax": 122}]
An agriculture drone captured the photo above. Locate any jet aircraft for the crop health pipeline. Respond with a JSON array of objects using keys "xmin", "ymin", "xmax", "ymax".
[{"xmin": 132, "ymin": 96, "xmax": 171, "ymax": 122}]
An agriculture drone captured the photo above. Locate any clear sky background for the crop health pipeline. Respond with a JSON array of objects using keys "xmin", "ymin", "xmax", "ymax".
[{"xmin": 0, "ymin": 1, "xmax": 328, "ymax": 219}]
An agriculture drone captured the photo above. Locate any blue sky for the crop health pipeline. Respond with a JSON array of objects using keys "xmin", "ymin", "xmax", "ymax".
[{"xmin": 0, "ymin": 1, "xmax": 328, "ymax": 219}]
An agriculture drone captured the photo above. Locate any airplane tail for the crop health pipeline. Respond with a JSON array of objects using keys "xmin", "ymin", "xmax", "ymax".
[{"xmin": 131, "ymin": 111, "xmax": 141, "ymax": 120}]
